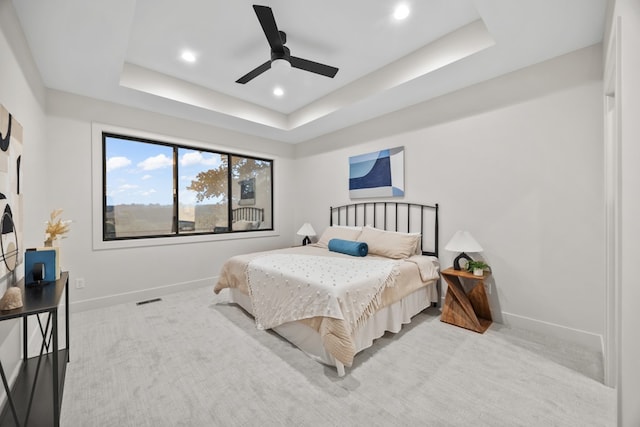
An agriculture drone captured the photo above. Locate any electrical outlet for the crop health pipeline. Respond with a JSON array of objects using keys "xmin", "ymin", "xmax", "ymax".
[{"xmin": 75, "ymin": 278, "xmax": 85, "ymax": 289}]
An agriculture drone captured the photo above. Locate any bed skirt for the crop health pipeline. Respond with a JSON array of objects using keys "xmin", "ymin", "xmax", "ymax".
[{"xmin": 228, "ymin": 283, "xmax": 436, "ymax": 376}]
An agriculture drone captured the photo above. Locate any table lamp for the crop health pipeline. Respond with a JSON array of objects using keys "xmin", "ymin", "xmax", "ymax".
[
  {"xmin": 297, "ymin": 223, "xmax": 316, "ymax": 246},
  {"xmin": 445, "ymin": 230, "xmax": 483, "ymax": 270}
]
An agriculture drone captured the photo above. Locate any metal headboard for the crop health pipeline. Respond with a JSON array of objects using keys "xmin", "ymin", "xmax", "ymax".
[{"xmin": 329, "ymin": 202, "xmax": 439, "ymax": 257}]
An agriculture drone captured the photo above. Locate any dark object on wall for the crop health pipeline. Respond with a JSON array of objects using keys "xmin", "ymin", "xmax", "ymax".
[
  {"xmin": 238, "ymin": 178, "xmax": 255, "ymax": 206},
  {"xmin": 16, "ymin": 155, "xmax": 21, "ymax": 194},
  {"xmin": 236, "ymin": 5, "xmax": 339, "ymax": 84},
  {"xmin": 0, "ymin": 112, "xmax": 11, "ymax": 152},
  {"xmin": 1, "ymin": 203, "xmax": 13, "ymax": 234},
  {"xmin": 0, "ymin": 205, "xmax": 18, "ymax": 274}
]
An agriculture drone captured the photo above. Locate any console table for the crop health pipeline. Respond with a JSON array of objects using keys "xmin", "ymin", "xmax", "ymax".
[{"xmin": 0, "ymin": 272, "xmax": 69, "ymax": 427}]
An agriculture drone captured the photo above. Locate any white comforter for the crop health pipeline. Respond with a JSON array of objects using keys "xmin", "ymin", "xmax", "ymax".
[
  {"xmin": 214, "ymin": 245, "xmax": 439, "ymax": 366},
  {"xmin": 247, "ymin": 254, "xmax": 399, "ymax": 334}
]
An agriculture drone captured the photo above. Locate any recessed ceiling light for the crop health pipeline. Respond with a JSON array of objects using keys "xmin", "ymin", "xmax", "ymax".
[
  {"xmin": 273, "ymin": 87, "xmax": 284, "ymax": 97},
  {"xmin": 181, "ymin": 50, "xmax": 197, "ymax": 63},
  {"xmin": 393, "ymin": 4, "xmax": 410, "ymax": 20}
]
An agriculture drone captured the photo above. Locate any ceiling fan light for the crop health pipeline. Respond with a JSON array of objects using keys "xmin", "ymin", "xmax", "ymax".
[{"xmin": 271, "ymin": 58, "xmax": 291, "ymax": 72}]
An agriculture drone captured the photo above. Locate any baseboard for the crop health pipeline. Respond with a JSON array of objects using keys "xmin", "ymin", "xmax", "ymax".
[
  {"xmin": 70, "ymin": 276, "xmax": 217, "ymax": 313},
  {"xmin": 501, "ymin": 311, "xmax": 603, "ymax": 353}
]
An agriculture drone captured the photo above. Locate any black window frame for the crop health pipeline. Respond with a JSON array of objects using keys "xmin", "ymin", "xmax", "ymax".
[{"xmin": 102, "ymin": 132, "xmax": 274, "ymax": 242}]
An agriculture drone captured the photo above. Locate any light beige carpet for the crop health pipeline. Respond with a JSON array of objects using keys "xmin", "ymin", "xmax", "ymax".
[{"xmin": 60, "ymin": 286, "xmax": 615, "ymax": 426}]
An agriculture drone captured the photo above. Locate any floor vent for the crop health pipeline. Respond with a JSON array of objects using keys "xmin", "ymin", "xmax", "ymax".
[{"xmin": 136, "ymin": 298, "xmax": 162, "ymax": 306}]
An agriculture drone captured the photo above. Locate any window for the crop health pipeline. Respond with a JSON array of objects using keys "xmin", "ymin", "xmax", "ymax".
[{"xmin": 102, "ymin": 133, "xmax": 273, "ymax": 241}]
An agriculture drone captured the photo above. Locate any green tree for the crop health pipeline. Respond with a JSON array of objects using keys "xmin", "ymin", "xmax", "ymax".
[{"xmin": 187, "ymin": 156, "xmax": 270, "ymax": 203}]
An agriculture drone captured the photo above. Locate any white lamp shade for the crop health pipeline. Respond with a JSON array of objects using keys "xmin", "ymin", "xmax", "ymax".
[
  {"xmin": 444, "ymin": 230, "xmax": 483, "ymax": 253},
  {"xmin": 297, "ymin": 223, "xmax": 316, "ymax": 237}
]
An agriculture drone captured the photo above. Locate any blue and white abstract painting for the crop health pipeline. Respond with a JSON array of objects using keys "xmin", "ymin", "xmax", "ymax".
[{"xmin": 349, "ymin": 146, "xmax": 404, "ymax": 198}]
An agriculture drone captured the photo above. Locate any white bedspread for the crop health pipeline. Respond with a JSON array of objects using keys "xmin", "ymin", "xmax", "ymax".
[{"xmin": 246, "ymin": 254, "xmax": 400, "ymax": 334}]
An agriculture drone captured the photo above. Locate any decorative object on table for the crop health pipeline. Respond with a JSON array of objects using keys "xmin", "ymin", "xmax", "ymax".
[
  {"xmin": 24, "ymin": 248, "xmax": 58, "ymax": 285},
  {"xmin": 0, "ymin": 103, "xmax": 24, "ymax": 286},
  {"xmin": 444, "ymin": 230, "xmax": 483, "ymax": 270},
  {"xmin": 349, "ymin": 146, "xmax": 404, "ymax": 199},
  {"xmin": 0, "ymin": 286, "xmax": 22, "ymax": 310},
  {"xmin": 44, "ymin": 208, "xmax": 71, "ymax": 247},
  {"xmin": 467, "ymin": 260, "xmax": 490, "ymax": 277},
  {"xmin": 296, "ymin": 223, "xmax": 316, "ymax": 246}
]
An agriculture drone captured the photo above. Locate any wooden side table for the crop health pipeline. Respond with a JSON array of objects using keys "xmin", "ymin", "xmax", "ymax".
[{"xmin": 440, "ymin": 267, "xmax": 492, "ymax": 333}]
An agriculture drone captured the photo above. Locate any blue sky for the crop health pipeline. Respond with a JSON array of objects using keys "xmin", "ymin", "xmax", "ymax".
[{"xmin": 105, "ymin": 136, "xmax": 223, "ymax": 206}]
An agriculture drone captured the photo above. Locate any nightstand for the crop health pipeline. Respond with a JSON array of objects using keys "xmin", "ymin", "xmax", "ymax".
[{"xmin": 440, "ymin": 267, "xmax": 492, "ymax": 333}]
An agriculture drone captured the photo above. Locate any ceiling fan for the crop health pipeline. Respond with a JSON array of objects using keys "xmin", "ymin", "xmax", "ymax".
[{"xmin": 236, "ymin": 5, "xmax": 339, "ymax": 84}]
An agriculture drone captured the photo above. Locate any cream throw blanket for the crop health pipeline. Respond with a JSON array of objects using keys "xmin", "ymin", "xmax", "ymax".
[{"xmin": 246, "ymin": 254, "xmax": 400, "ymax": 334}]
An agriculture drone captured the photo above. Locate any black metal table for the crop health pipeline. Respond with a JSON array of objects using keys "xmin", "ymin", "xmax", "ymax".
[{"xmin": 0, "ymin": 272, "xmax": 69, "ymax": 427}]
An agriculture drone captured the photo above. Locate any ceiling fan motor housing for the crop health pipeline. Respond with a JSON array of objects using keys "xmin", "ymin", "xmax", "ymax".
[{"xmin": 271, "ymin": 46, "xmax": 290, "ymax": 63}]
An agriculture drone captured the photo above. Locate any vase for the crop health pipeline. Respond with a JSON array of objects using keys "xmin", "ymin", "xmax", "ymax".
[
  {"xmin": 44, "ymin": 238, "xmax": 53, "ymax": 247},
  {"xmin": 473, "ymin": 268, "xmax": 484, "ymax": 277}
]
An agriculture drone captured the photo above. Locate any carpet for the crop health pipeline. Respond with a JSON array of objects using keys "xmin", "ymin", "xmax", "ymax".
[{"xmin": 60, "ymin": 286, "xmax": 615, "ymax": 426}]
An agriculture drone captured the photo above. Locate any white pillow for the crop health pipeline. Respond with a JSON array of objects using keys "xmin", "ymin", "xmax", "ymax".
[
  {"xmin": 357, "ymin": 226, "xmax": 420, "ymax": 259},
  {"xmin": 316, "ymin": 225, "xmax": 363, "ymax": 248}
]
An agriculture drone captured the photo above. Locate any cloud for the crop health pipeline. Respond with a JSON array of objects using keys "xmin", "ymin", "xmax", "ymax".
[
  {"xmin": 180, "ymin": 151, "xmax": 221, "ymax": 168},
  {"xmin": 107, "ymin": 183, "xmax": 138, "ymax": 197},
  {"xmin": 106, "ymin": 156, "xmax": 131, "ymax": 172},
  {"xmin": 138, "ymin": 154, "xmax": 173, "ymax": 171},
  {"xmin": 141, "ymin": 174, "xmax": 152, "ymax": 180},
  {"xmin": 141, "ymin": 189, "xmax": 157, "ymax": 196}
]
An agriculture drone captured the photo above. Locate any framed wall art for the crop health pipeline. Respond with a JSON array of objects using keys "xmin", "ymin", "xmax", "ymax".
[
  {"xmin": 0, "ymin": 104, "xmax": 23, "ymax": 286},
  {"xmin": 349, "ymin": 146, "xmax": 404, "ymax": 199}
]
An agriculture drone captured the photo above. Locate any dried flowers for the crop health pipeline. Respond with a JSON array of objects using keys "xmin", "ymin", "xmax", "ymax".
[{"xmin": 44, "ymin": 209, "xmax": 71, "ymax": 246}]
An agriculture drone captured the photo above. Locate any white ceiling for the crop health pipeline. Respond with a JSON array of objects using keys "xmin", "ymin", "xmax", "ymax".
[{"xmin": 12, "ymin": 0, "xmax": 607, "ymax": 144}]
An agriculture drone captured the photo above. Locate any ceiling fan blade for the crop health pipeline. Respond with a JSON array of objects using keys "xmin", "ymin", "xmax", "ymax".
[
  {"xmin": 253, "ymin": 5, "xmax": 284, "ymax": 54},
  {"xmin": 236, "ymin": 60, "xmax": 272, "ymax": 84},
  {"xmin": 290, "ymin": 56, "xmax": 339, "ymax": 78}
]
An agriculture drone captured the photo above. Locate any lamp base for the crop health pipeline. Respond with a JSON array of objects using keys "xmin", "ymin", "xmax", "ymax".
[
  {"xmin": 302, "ymin": 236, "xmax": 311, "ymax": 246},
  {"xmin": 453, "ymin": 252, "xmax": 472, "ymax": 270}
]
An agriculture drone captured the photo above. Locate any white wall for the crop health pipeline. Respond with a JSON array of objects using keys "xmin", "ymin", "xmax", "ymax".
[
  {"xmin": 0, "ymin": 0, "xmax": 50, "ymax": 394},
  {"xmin": 44, "ymin": 91, "xmax": 298, "ymax": 309},
  {"xmin": 2, "ymin": 0, "xmax": 619, "ymax": 417},
  {"xmin": 609, "ymin": 1, "xmax": 640, "ymax": 425},
  {"xmin": 294, "ymin": 45, "xmax": 605, "ymax": 348}
]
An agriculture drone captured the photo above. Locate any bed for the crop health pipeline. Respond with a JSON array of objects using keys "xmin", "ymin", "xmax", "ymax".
[
  {"xmin": 213, "ymin": 207, "xmax": 264, "ymax": 232},
  {"xmin": 214, "ymin": 201, "xmax": 440, "ymax": 376}
]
